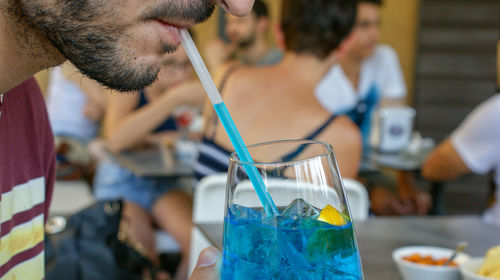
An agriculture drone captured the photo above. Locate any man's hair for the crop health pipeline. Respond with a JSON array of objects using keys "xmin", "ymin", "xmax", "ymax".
[
  {"xmin": 252, "ymin": 0, "xmax": 269, "ymax": 18},
  {"xmin": 359, "ymin": 0, "xmax": 382, "ymax": 5},
  {"xmin": 281, "ymin": 0, "xmax": 357, "ymax": 59}
]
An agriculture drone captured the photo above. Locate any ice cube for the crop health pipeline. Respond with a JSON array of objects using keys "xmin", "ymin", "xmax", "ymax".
[
  {"xmin": 281, "ymin": 198, "xmax": 321, "ymax": 219},
  {"xmin": 231, "ymin": 204, "xmax": 264, "ymax": 220}
]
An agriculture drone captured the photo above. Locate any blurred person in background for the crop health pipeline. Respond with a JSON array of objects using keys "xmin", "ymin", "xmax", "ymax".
[
  {"xmin": 46, "ymin": 63, "xmax": 108, "ymax": 182},
  {"xmin": 314, "ymin": 0, "xmax": 430, "ymax": 216},
  {"xmin": 422, "ymin": 94, "xmax": 500, "ymax": 227},
  {"xmin": 205, "ymin": 0, "xmax": 283, "ymax": 71},
  {"xmin": 93, "ymin": 47, "xmax": 204, "ymax": 280},
  {"xmin": 195, "ymin": 0, "xmax": 361, "ymax": 182},
  {"xmin": 315, "ymin": 0, "xmax": 406, "ymax": 150}
]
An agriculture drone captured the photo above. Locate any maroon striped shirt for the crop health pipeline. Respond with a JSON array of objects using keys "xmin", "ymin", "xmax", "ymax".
[{"xmin": 0, "ymin": 78, "xmax": 55, "ymax": 279}]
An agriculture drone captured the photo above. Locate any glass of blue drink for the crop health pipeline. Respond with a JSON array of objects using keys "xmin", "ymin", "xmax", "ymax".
[{"xmin": 222, "ymin": 140, "xmax": 363, "ymax": 279}]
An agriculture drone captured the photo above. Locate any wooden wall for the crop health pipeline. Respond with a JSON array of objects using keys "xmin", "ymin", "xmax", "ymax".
[
  {"xmin": 414, "ymin": 0, "xmax": 500, "ymax": 214},
  {"xmin": 379, "ymin": 0, "xmax": 420, "ymax": 102},
  {"xmin": 498, "ymin": 40, "xmax": 500, "ymax": 90}
]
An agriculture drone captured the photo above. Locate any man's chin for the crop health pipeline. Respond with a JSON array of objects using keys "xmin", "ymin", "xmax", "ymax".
[{"xmin": 85, "ymin": 66, "xmax": 160, "ymax": 92}]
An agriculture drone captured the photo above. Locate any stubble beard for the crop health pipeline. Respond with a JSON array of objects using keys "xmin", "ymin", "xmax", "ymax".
[{"xmin": 7, "ymin": 0, "xmax": 214, "ymax": 92}]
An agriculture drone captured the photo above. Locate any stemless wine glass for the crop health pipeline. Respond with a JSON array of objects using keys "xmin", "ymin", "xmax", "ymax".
[{"xmin": 222, "ymin": 139, "xmax": 363, "ymax": 279}]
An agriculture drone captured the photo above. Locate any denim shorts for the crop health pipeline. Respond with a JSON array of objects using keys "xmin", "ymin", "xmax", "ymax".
[{"xmin": 93, "ymin": 161, "xmax": 189, "ymax": 212}]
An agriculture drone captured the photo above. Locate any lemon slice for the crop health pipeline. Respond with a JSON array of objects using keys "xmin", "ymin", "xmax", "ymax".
[
  {"xmin": 317, "ymin": 205, "xmax": 348, "ymax": 226},
  {"xmin": 479, "ymin": 245, "xmax": 500, "ymax": 278}
]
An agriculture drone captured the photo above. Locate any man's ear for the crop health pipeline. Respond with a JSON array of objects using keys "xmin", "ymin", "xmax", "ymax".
[{"xmin": 273, "ymin": 23, "xmax": 285, "ymax": 50}]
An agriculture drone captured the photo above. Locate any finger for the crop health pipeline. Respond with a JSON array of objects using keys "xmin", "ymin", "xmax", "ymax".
[{"xmin": 189, "ymin": 247, "xmax": 221, "ymax": 280}]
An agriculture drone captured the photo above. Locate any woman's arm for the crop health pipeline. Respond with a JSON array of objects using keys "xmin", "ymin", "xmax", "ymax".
[{"xmin": 104, "ymin": 81, "xmax": 204, "ymax": 152}]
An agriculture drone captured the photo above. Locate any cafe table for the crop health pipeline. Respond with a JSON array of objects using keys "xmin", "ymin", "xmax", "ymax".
[
  {"xmin": 196, "ymin": 215, "xmax": 499, "ymax": 280},
  {"xmin": 362, "ymin": 147, "xmax": 447, "ymax": 215},
  {"xmin": 105, "ymin": 145, "xmax": 193, "ymax": 178}
]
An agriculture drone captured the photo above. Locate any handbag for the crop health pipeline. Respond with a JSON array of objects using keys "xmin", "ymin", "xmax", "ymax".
[{"xmin": 46, "ymin": 200, "xmax": 151, "ymax": 280}]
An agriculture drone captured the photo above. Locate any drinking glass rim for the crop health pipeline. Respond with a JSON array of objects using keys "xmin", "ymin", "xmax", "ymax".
[{"xmin": 229, "ymin": 139, "xmax": 334, "ymax": 167}]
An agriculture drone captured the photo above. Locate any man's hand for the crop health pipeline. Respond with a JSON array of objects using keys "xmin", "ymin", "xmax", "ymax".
[
  {"xmin": 396, "ymin": 171, "xmax": 432, "ymax": 215},
  {"xmin": 189, "ymin": 247, "xmax": 221, "ymax": 280}
]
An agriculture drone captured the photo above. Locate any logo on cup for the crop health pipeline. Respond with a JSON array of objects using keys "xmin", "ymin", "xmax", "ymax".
[{"xmin": 389, "ymin": 125, "xmax": 404, "ymax": 136}]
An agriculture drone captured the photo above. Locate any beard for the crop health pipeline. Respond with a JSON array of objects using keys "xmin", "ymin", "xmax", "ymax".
[
  {"xmin": 232, "ymin": 25, "xmax": 257, "ymax": 50},
  {"xmin": 10, "ymin": 0, "xmax": 214, "ymax": 92},
  {"xmin": 237, "ymin": 34, "xmax": 255, "ymax": 49}
]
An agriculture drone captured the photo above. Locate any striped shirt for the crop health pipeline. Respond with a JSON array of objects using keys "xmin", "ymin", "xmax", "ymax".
[
  {"xmin": 193, "ymin": 137, "xmax": 232, "ymax": 181},
  {"xmin": 0, "ymin": 78, "xmax": 55, "ymax": 279}
]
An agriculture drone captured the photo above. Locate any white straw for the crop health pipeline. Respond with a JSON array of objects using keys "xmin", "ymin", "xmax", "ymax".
[{"xmin": 180, "ymin": 29, "xmax": 223, "ymax": 105}]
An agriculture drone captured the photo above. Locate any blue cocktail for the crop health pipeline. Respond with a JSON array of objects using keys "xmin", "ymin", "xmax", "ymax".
[{"xmin": 222, "ymin": 140, "xmax": 363, "ymax": 279}]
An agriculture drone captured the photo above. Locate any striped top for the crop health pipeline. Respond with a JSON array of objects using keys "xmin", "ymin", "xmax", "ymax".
[
  {"xmin": 0, "ymin": 78, "xmax": 55, "ymax": 279},
  {"xmin": 193, "ymin": 137, "xmax": 233, "ymax": 181}
]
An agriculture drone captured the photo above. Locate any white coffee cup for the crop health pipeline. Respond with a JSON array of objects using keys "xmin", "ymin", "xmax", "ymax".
[{"xmin": 370, "ymin": 106, "xmax": 416, "ymax": 153}]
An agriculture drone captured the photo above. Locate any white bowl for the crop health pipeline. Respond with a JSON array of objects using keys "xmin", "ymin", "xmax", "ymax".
[
  {"xmin": 392, "ymin": 246, "xmax": 470, "ymax": 280},
  {"xmin": 460, "ymin": 257, "xmax": 498, "ymax": 280}
]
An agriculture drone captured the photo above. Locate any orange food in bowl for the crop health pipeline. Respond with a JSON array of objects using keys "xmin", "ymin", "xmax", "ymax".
[{"xmin": 403, "ymin": 253, "xmax": 458, "ymax": 266}]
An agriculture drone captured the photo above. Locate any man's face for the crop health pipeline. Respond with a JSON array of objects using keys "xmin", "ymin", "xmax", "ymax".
[
  {"xmin": 349, "ymin": 2, "xmax": 381, "ymax": 59},
  {"xmin": 225, "ymin": 13, "xmax": 258, "ymax": 49},
  {"xmin": 12, "ymin": 0, "xmax": 253, "ymax": 92}
]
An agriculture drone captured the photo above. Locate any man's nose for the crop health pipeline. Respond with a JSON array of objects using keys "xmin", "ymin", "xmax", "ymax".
[{"xmin": 216, "ymin": 0, "xmax": 255, "ymax": 16}]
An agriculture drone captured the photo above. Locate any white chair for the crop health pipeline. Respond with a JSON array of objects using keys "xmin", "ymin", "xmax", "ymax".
[
  {"xmin": 49, "ymin": 180, "xmax": 96, "ymax": 216},
  {"xmin": 187, "ymin": 174, "xmax": 370, "ymax": 276},
  {"xmin": 231, "ymin": 178, "xmax": 369, "ymax": 222},
  {"xmin": 192, "ymin": 174, "xmax": 228, "ymax": 223},
  {"xmin": 188, "ymin": 174, "xmax": 228, "ymax": 276},
  {"xmin": 342, "ymin": 178, "xmax": 369, "ymax": 222}
]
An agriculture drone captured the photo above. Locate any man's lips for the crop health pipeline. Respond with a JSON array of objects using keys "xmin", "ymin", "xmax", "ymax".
[
  {"xmin": 155, "ymin": 20, "xmax": 185, "ymax": 46},
  {"xmin": 156, "ymin": 18, "xmax": 194, "ymax": 30}
]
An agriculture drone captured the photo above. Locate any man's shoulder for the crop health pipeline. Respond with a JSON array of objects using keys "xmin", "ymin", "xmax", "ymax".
[
  {"xmin": 370, "ymin": 44, "xmax": 399, "ymax": 63},
  {"xmin": 9, "ymin": 77, "xmax": 42, "ymax": 94},
  {"xmin": 472, "ymin": 94, "xmax": 500, "ymax": 123},
  {"xmin": 6, "ymin": 77, "xmax": 44, "ymax": 106},
  {"xmin": 363, "ymin": 45, "xmax": 399, "ymax": 70},
  {"xmin": 453, "ymin": 94, "xmax": 500, "ymax": 139},
  {"xmin": 484, "ymin": 94, "xmax": 500, "ymax": 109},
  {"xmin": 1, "ymin": 77, "xmax": 53, "ymax": 185}
]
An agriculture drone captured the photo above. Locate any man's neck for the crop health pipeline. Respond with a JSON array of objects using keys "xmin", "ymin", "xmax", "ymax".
[
  {"xmin": 340, "ymin": 53, "xmax": 363, "ymax": 90},
  {"xmin": 279, "ymin": 53, "xmax": 335, "ymax": 87},
  {"xmin": 0, "ymin": 6, "xmax": 63, "ymax": 93},
  {"xmin": 240, "ymin": 37, "xmax": 271, "ymax": 65}
]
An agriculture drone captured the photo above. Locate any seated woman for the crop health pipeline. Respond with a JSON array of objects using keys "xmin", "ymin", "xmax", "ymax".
[
  {"xmin": 194, "ymin": 0, "xmax": 362, "ymax": 181},
  {"xmin": 93, "ymin": 47, "xmax": 204, "ymax": 280},
  {"xmin": 46, "ymin": 63, "xmax": 108, "ymax": 181}
]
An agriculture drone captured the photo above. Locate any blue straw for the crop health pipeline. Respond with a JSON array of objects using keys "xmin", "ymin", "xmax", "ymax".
[
  {"xmin": 181, "ymin": 30, "xmax": 278, "ymax": 216},
  {"xmin": 181, "ymin": 31, "xmax": 310, "ymax": 268}
]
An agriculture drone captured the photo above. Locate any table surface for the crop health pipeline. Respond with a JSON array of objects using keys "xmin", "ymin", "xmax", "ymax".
[
  {"xmin": 367, "ymin": 149, "xmax": 431, "ymax": 171},
  {"xmin": 108, "ymin": 144, "xmax": 427, "ymax": 177},
  {"xmin": 107, "ymin": 147, "xmax": 193, "ymax": 178},
  {"xmin": 197, "ymin": 216, "xmax": 500, "ymax": 280}
]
